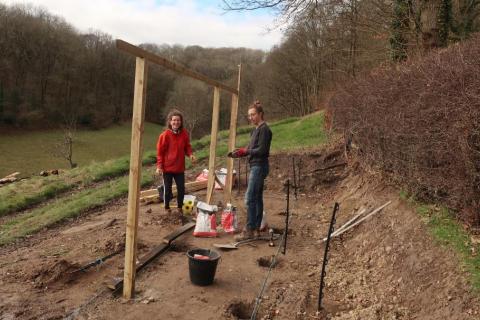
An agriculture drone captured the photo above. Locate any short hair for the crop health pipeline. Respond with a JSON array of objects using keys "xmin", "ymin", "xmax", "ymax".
[
  {"xmin": 166, "ymin": 109, "xmax": 184, "ymax": 130},
  {"xmin": 248, "ymin": 100, "xmax": 264, "ymax": 119}
]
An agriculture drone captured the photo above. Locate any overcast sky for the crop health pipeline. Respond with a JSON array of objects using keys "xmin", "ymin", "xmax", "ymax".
[{"xmin": 2, "ymin": 0, "xmax": 284, "ymax": 50}]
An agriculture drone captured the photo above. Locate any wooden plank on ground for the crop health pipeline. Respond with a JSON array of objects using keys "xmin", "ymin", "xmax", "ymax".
[
  {"xmin": 206, "ymin": 87, "xmax": 221, "ymax": 204},
  {"xmin": 163, "ymin": 222, "xmax": 195, "ymax": 244},
  {"xmin": 140, "ymin": 188, "xmax": 159, "ymax": 198},
  {"xmin": 123, "ymin": 57, "xmax": 148, "ymax": 299},
  {"xmin": 140, "ymin": 180, "xmax": 208, "ymax": 203},
  {"xmin": 0, "ymin": 172, "xmax": 20, "ymax": 185},
  {"xmin": 116, "ymin": 40, "xmax": 238, "ymax": 95},
  {"xmin": 109, "ymin": 223, "xmax": 195, "ymax": 292}
]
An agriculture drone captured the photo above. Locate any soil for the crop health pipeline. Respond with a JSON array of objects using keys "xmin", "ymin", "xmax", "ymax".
[{"xmin": 1, "ymin": 146, "xmax": 480, "ymax": 320}]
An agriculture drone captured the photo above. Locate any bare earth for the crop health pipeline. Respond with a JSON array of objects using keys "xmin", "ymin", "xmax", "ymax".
[{"xmin": 1, "ymin": 150, "xmax": 479, "ymax": 320}]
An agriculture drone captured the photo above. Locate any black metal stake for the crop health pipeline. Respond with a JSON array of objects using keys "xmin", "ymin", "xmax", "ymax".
[
  {"xmin": 292, "ymin": 157, "xmax": 298, "ymax": 200},
  {"xmin": 297, "ymin": 158, "xmax": 302, "ymax": 192},
  {"xmin": 282, "ymin": 179, "xmax": 290, "ymax": 255},
  {"xmin": 318, "ymin": 202, "xmax": 340, "ymax": 311}
]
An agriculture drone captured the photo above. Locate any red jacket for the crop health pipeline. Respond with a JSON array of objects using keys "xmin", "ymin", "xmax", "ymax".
[{"xmin": 156, "ymin": 129, "xmax": 193, "ymax": 173}]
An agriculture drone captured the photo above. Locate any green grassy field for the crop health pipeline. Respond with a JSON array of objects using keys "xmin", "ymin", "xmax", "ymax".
[{"xmin": 0, "ymin": 122, "xmax": 165, "ymax": 178}]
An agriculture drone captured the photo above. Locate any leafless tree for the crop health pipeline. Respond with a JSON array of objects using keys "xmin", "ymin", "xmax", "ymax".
[{"xmin": 52, "ymin": 115, "xmax": 77, "ymax": 168}]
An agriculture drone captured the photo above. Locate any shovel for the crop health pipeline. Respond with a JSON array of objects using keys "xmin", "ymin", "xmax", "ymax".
[{"xmin": 213, "ymin": 235, "xmax": 279, "ymax": 250}]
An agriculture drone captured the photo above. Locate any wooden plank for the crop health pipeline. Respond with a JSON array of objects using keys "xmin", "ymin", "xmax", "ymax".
[
  {"xmin": 109, "ymin": 223, "xmax": 195, "ymax": 292},
  {"xmin": 140, "ymin": 188, "xmax": 159, "ymax": 198},
  {"xmin": 109, "ymin": 243, "xmax": 169, "ymax": 292},
  {"xmin": 140, "ymin": 180, "xmax": 208, "ymax": 198},
  {"xmin": 163, "ymin": 222, "xmax": 196, "ymax": 244},
  {"xmin": 123, "ymin": 57, "xmax": 148, "ymax": 299},
  {"xmin": 224, "ymin": 64, "xmax": 241, "ymax": 204},
  {"xmin": 140, "ymin": 180, "xmax": 208, "ymax": 203},
  {"xmin": 206, "ymin": 87, "xmax": 221, "ymax": 204},
  {"xmin": 116, "ymin": 40, "xmax": 238, "ymax": 95}
]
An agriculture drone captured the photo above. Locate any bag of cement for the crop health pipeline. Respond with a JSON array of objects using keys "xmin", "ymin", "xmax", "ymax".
[
  {"xmin": 193, "ymin": 201, "xmax": 218, "ymax": 237},
  {"xmin": 221, "ymin": 203, "xmax": 238, "ymax": 234}
]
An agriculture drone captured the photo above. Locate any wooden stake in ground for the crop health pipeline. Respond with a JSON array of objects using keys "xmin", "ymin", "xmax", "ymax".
[
  {"xmin": 224, "ymin": 64, "xmax": 241, "ymax": 205},
  {"xmin": 123, "ymin": 57, "xmax": 148, "ymax": 299},
  {"xmin": 115, "ymin": 39, "xmax": 240, "ymax": 297},
  {"xmin": 206, "ymin": 87, "xmax": 220, "ymax": 204}
]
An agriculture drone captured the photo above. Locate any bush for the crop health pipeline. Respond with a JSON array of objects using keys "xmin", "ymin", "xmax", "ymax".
[{"xmin": 330, "ymin": 34, "xmax": 480, "ymax": 224}]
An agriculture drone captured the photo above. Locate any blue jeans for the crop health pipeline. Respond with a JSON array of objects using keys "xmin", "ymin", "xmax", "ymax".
[{"xmin": 245, "ymin": 164, "xmax": 269, "ymax": 230}]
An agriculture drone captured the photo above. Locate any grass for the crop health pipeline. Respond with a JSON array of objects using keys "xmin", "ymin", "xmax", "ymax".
[
  {"xmin": 404, "ymin": 193, "xmax": 480, "ymax": 291},
  {"xmin": 0, "ymin": 150, "xmax": 158, "ymax": 216},
  {"xmin": 0, "ymin": 122, "xmax": 164, "ymax": 178},
  {"xmin": 0, "ymin": 112, "xmax": 327, "ymax": 245},
  {"xmin": 0, "ymin": 172, "xmax": 154, "ymax": 245}
]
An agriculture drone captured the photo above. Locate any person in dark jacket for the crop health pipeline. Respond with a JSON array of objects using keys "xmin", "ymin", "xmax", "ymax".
[
  {"xmin": 156, "ymin": 109, "xmax": 196, "ymax": 215},
  {"xmin": 228, "ymin": 100, "xmax": 272, "ymax": 240}
]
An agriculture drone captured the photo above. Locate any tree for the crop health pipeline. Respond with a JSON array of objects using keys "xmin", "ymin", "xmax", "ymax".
[
  {"xmin": 166, "ymin": 78, "xmax": 212, "ymax": 139},
  {"xmin": 222, "ymin": 0, "xmax": 321, "ymax": 24},
  {"xmin": 390, "ymin": 0, "xmax": 411, "ymax": 61},
  {"xmin": 52, "ymin": 115, "xmax": 77, "ymax": 169}
]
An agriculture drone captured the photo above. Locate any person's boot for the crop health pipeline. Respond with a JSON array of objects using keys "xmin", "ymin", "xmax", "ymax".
[
  {"xmin": 253, "ymin": 229, "xmax": 261, "ymax": 239},
  {"xmin": 234, "ymin": 228, "xmax": 254, "ymax": 241}
]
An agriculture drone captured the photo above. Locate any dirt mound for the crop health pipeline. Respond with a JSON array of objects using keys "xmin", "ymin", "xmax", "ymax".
[
  {"xmin": 268, "ymin": 144, "xmax": 348, "ymax": 194},
  {"xmin": 31, "ymin": 259, "xmax": 81, "ymax": 289}
]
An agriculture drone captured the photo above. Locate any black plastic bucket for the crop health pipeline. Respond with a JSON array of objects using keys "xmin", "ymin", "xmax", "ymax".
[{"xmin": 187, "ymin": 249, "xmax": 221, "ymax": 286}]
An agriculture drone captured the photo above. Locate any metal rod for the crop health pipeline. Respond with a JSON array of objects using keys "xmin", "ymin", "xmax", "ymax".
[
  {"xmin": 250, "ymin": 231, "xmax": 287, "ymax": 320},
  {"xmin": 318, "ymin": 202, "xmax": 339, "ymax": 311},
  {"xmin": 297, "ymin": 158, "xmax": 302, "ymax": 192},
  {"xmin": 282, "ymin": 179, "xmax": 290, "ymax": 255},
  {"xmin": 292, "ymin": 157, "xmax": 298, "ymax": 200}
]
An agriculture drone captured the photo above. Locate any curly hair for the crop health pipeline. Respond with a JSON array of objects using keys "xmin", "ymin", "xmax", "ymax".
[{"xmin": 165, "ymin": 109, "xmax": 184, "ymax": 130}]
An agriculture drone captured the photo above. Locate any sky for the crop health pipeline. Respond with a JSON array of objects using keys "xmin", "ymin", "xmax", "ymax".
[{"xmin": 2, "ymin": 0, "xmax": 284, "ymax": 50}]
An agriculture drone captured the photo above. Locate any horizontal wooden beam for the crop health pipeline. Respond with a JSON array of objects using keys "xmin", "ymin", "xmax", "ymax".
[{"xmin": 116, "ymin": 39, "xmax": 238, "ymax": 95}]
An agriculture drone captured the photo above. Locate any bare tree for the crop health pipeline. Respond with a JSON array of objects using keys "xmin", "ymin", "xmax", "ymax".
[
  {"xmin": 52, "ymin": 115, "xmax": 77, "ymax": 168},
  {"xmin": 166, "ymin": 78, "xmax": 211, "ymax": 139},
  {"xmin": 222, "ymin": 0, "xmax": 321, "ymax": 23}
]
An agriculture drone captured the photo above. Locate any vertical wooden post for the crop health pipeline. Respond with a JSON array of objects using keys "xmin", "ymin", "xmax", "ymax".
[
  {"xmin": 123, "ymin": 57, "xmax": 148, "ymax": 299},
  {"xmin": 206, "ymin": 86, "xmax": 221, "ymax": 204},
  {"xmin": 224, "ymin": 64, "xmax": 242, "ymax": 205}
]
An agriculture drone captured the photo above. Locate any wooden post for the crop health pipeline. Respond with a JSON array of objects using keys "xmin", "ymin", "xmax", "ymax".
[
  {"xmin": 123, "ymin": 57, "xmax": 148, "ymax": 299},
  {"xmin": 224, "ymin": 64, "xmax": 242, "ymax": 205},
  {"xmin": 206, "ymin": 86, "xmax": 221, "ymax": 204}
]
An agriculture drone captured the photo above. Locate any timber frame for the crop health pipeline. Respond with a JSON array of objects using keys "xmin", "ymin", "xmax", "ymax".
[{"xmin": 116, "ymin": 39, "xmax": 241, "ymax": 299}]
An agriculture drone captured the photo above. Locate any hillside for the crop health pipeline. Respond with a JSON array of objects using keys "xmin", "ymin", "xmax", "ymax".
[{"xmin": 1, "ymin": 112, "xmax": 480, "ymax": 319}]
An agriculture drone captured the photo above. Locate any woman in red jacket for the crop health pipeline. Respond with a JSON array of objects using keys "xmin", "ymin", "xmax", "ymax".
[{"xmin": 156, "ymin": 109, "xmax": 196, "ymax": 215}]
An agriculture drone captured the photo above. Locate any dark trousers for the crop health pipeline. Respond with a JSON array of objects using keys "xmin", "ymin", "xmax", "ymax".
[{"xmin": 162, "ymin": 172, "xmax": 185, "ymax": 209}]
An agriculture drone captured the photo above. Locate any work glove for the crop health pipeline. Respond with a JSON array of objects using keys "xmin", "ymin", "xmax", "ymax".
[{"xmin": 227, "ymin": 148, "xmax": 248, "ymax": 158}]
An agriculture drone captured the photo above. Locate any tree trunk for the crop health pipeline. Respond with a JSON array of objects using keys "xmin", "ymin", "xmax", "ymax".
[{"xmin": 420, "ymin": 0, "xmax": 443, "ymax": 49}]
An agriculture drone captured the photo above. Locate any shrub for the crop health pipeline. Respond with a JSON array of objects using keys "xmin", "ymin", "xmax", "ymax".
[{"xmin": 330, "ymin": 34, "xmax": 480, "ymax": 224}]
